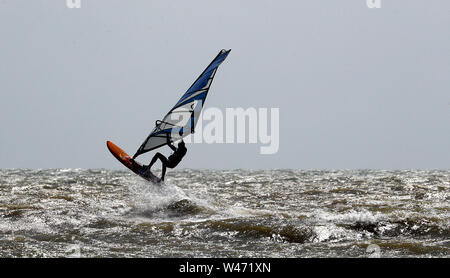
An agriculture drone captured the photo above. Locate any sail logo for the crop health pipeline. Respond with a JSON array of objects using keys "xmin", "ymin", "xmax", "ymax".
[
  {"xmin": 170, "ymin": 107, "xmax": 280, "ymax": 155},
  {"xmin": 66, "ymin": 0, "xmax": 81, "ymax": 8}
]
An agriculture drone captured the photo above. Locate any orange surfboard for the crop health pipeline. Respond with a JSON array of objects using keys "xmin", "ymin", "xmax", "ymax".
[{"xmin": 106, "ymin": 141, "xmax": 161, "ymax": 183}]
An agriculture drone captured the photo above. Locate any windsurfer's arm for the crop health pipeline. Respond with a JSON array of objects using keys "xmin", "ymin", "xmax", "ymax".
[
  {"xmin": 168, "ymin": 143, "xmax": 177, "ymax": 152},
  {"xmin": 167, "ymin": 137, "xmax": 177, "ymax": 151}
]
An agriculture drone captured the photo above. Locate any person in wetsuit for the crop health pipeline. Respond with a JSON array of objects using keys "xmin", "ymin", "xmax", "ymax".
[{"xmin": 142, "ymin": 139, "xmax": 187, "ymax": 181}]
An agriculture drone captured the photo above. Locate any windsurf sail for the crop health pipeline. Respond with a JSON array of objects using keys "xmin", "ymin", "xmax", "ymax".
[{"xmin": 133, "ymin": 49, "xmax": 231, "ymax": 158}]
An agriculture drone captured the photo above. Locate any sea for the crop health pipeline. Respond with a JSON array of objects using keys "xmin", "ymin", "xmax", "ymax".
[{"xmin": 0, "ymin": 169, "xmax": 448, "ymax": 258}]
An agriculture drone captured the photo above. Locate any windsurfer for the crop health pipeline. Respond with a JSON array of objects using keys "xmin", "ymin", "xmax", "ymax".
[{"xmin": 131, "ymin": 138, "xmax": 187, "ymax": 181}]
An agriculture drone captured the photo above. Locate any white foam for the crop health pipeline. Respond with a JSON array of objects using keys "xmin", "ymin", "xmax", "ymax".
[
  {"xmin": 317, "ymin": 209, "xmax": 382, "ymax": 224},
  {"xmin": 128, "ymin": 179, "xmax": 190, "ymax": 214}
]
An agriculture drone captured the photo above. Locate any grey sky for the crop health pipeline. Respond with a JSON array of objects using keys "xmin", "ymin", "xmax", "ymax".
[{"xmin": 0, "ymin": 0, "xmax": 449, "ymax": 170}]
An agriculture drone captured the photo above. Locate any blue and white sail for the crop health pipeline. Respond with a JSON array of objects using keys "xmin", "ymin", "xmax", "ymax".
[{"xmin": 133, "ymin": 49, "xmax": 231, "ymax": 158}]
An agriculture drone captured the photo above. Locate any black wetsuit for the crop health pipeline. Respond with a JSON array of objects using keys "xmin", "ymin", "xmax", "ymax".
[{"xmin": 146, "ymin": 142, "xmax": 187, "ymax": 181}]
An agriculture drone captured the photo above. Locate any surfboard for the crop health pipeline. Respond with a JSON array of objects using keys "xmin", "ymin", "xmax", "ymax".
[{"xmin": 106, "ymin": 141, "xmax": 162, "ymax": 183}]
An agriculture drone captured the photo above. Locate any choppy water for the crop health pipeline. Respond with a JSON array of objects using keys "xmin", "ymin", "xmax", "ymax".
[{"xmin": 0, "ymin": 169, "xmax": 448, "ymax": 258}]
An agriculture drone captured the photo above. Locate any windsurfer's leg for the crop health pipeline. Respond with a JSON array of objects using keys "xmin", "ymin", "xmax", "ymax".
[
  {"xmin": 161, "ymin": 162, "xmax": 167, "ymax": 181},
  {"xmin": 148, "ymin": 152, "xmax": 165, "ymax": 169}
]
